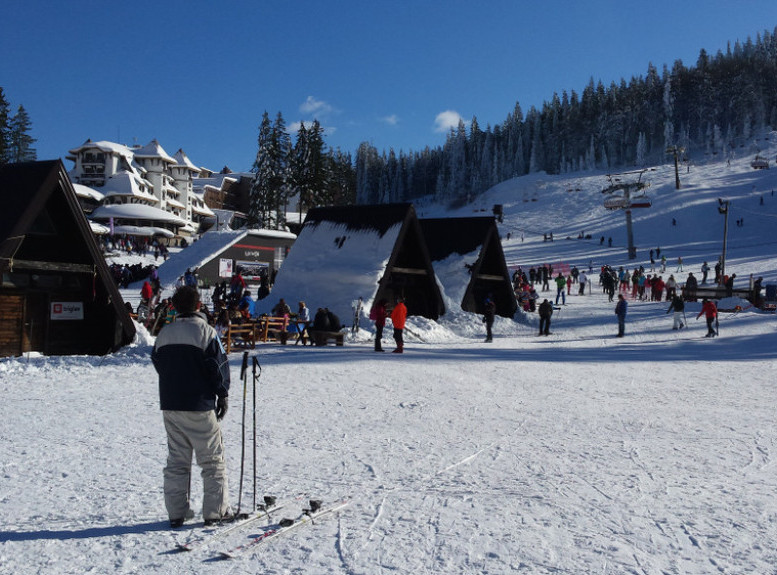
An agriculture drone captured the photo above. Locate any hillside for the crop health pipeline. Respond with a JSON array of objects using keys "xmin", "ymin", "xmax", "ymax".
[{"xmin": 442, "ymin": 130, "xmax": 777, "ymax": 289}]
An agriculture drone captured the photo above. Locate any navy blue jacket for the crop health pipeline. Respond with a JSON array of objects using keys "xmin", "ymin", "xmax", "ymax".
[{"xmin": 152, "ymin": 312, "xmax": 231, "ymax": 411}]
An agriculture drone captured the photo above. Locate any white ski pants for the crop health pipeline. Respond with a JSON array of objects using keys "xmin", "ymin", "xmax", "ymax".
[
  {"xmin": 163, "ymin": 410, "xmax": 231, "ymax": 522},
  {"xmin": 672, "ymin": 311, "xmax": 684, "ymax": 329}
]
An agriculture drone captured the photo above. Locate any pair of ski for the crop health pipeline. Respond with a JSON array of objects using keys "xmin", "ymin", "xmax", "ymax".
[
  {"xmin": 217, "ymin": 499, "xmax": 349, "ymax": 559},
  {"xmin": 173, "ymin": 497, "xmax": 348, "ymax": 559},
  {"xmin": 174, "ymin": 495, "xmax": 286, "ymax": 552}
]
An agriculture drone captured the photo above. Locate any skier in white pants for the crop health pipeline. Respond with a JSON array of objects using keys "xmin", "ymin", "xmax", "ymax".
[
  {"xmin": 152, "ymin": 286, "xmax": 232, "ymax": 528},
  {"xmin": 666, "ymin": 294, "xmax": 685, "ymax": 330}
]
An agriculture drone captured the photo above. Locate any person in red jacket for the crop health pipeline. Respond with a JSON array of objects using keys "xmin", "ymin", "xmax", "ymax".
[
  {"xmin": 369, "ymin": 299, "xmax": 388, "ymax": 352},
  {"xmin": 697, "ymin": 298, "xmax": 718, "ymax": 337},
  {"xmin": 390, "ymin": 297, "xmax": 408, "ymax": 353},
  {"xmin": 141, "ymin": 280, "xmax": 154, "ymax": 304}
]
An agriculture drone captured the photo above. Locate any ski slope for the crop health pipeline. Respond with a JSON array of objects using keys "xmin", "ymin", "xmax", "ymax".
[{"xmin": 2, "ymin": 138, "xmax": 777, "ymax": 574}]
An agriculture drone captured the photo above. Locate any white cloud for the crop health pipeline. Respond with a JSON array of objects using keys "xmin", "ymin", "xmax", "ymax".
[
  {"xmin": 433, "ymin": 110, "xmax": 466, "ymax": 133},
  {"xmin": 286, "ymin": 120, "xmax": 336, "ymax": 138},
  {"xmin": 299, "ymin": 96, "xmax": 333, "ymax": 117},
  {"xmin": 380, "ymin": 114, "xmax": 399, "ymax": 126}
]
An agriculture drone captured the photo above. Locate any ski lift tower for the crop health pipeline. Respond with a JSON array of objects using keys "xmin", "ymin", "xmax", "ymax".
[
  {"xmin": 602, "ymin": 169, "xmax": 652, "ymax": 260},
  {"xmin": 665, "ymin": 146, "xmax": 685, "ymax": 190}
]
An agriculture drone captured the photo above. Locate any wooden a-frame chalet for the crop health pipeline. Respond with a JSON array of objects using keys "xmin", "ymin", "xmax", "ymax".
[
  {"xmin": 0, "ymin": 161, "xmax": 136, "ymax": 357},
  {"xmin": 420, "ymin": 216, "xmax": 517, "ymax": 318},
  {"xmin": 269, "ymin": 203, "xmax": 445, "ymax": 323}
]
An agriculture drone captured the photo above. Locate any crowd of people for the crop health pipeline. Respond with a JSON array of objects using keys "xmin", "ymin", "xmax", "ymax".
[
  {"xmin": 505, "ymin": 255, "xmax": 767, "ymax": 338},
  {"xmin": 100, "ymin": 234, "xmax": 170, "ymax": 261}
]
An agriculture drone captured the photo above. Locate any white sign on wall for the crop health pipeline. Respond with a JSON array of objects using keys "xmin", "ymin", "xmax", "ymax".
[
  {"xmin": 219, "ymin": 258, "xmax": 233, "ymax": 278},
  {"xmin": 51, "ymin": 302, "xmax": 84, "ymax": 321}
]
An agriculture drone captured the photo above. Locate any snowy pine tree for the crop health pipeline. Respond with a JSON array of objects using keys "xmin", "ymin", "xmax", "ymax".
[
  {"xmin": 8, "ymin": 105, "xmax": 36, "ymax": 163},
  {"xmin": 249, "ymin": 111, "xmax": 290, "ymax": 229},
  {"xmin": 0, "ymin": 88, "xmax": 10, "ymax": 165}
]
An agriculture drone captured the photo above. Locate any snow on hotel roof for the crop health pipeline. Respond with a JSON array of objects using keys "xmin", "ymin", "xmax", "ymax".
[
  {"xmin": 71, "ymin": 182, "xmax": 104, "ymax": 202},
  {"xmin": 112, "ymin": 225, "xmax": 175, "ymax": 238},
  {"xmin": 132, "ymin": 139, "xmax": 176, "ymax": 163},
  {"xmin": 100, "ymin": 171, "xmax": 156, "ymax": 201},
  {"xmin": 90, "ymin": 203, "xmax": 188, "ymax": 226},
  {"xmin": 173, "ymin": 149, "xmax": 200, "ymax": 172},
  {"xmin": 67, "ymin": 139, "xmax": 135, "ymax": 161}
]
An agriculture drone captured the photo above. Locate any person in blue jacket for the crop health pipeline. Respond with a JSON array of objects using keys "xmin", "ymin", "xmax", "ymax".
[{"xmin": 152, "ymin": 286, "xmax": 232, "ymax": 528}]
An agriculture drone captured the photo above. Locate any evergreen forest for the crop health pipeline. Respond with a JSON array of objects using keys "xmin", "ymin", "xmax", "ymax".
[
  {"xmin": 351, "ymin": 27, "xmax": 777, "ymax": 207},
  {"xmin": 0, "ymin": 87, "xmax": 37, "ymax": 165},
  {"xmin": 250, "ymin": 28, "xmax": 777, "ymax": 227}
]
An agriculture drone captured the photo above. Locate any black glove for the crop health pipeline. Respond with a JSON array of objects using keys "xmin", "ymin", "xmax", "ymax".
[{"xmin": 215, "ymin": 396, "xmax": 228, "ymax": 420}]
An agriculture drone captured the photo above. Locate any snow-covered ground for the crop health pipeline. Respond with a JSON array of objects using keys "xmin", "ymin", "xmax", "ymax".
[{"xmin": 2, "ymin": 138, "xmax": 777, "ymax": 574}]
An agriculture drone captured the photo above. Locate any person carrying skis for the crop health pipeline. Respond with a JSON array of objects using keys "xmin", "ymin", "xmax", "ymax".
[
  {"xmin": 390, "ymin": 297, "xmax": 407, "ymax": 353},
  {"xmin": 615, "ymin": 294, "xmax": 627, "ymax": 337},
  {"xmin": 151, "ymin": 286, "xmax": 232, "ymax": 528},
  {"xmin": 666, "ymin": 294, "xmax": 685, "ymax": 330},
  {"xmin": 697, "ymin": 298, "xmax": 718, "ymax": 338}
]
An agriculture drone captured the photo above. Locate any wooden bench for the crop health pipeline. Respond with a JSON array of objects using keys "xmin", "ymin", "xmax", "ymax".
[
  {"xmin": 221, "ymin": 322, "xmax": 258, "ymax": 354},
  {"xmin": 257, "ymin": 316, "xmax": 290, "ymax": 343},
  {"xmin": 309, "ymin": 330, "xmax": 345, "ymax": 347}
]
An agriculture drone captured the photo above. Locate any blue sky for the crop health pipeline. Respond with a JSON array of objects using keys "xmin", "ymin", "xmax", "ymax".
[{"xmin": 3, "ymin": 1, "xmax": 777, "ymax": 172}]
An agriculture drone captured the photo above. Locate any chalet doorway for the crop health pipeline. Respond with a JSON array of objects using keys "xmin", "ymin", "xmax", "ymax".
[
  {"xmin": 24, "ymin": 293, "xmax": 48, "ymax": 353},
  {"xmin": 0, "ymin": 292, "xmax": 48, "ymax": 356}
]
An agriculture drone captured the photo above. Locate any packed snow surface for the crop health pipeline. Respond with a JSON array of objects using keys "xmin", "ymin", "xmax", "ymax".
[{"xmin": 2, "ymin": 138, "xmax": 777, "ymax": 574}]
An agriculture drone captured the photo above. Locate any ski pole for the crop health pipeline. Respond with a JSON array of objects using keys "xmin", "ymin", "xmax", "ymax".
[
  {"xmin": 237, "ymin": 351, "xmax": 249, "ymax": 518},
  {"xmin": 252, "ymin": 356, "xmax": 261, "ymax": 512}
]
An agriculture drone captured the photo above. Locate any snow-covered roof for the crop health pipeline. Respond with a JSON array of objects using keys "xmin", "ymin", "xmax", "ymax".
[
  {"xmin": 246, "ymin": 228, "xmax": 296, "ymax": 240},
  {"xmin": 90, "ymin": 203, "xmax": 188, "ymax": 226},
  {"xmin": 72, "ymin": 182, "xmax": 104, "ymax": 202},
  {"xmin": 271, "ymin": 219, "xmax": 401, "ymax": 322},
  {"xmin": 67, "ymin": 139, "xmax": 135, "ymax": 161},
  {"xmin": 153, "ymin": 230, "xmax": 248, "ymax": 288},
  {"xmin": 145, "ymin": 229, "xmax": 297, "ymax": 289},
  {"xmin": 112, "ymin": 225, "xmax": 175, "ymax": 238},
  {"xmin": 190, "ymin": 202, "xmax": 215, "ymax": 217},
  {"xmin": 89, "ymin": 221, "xmax": 110, "ymax": 234},
  {"xmin": 173, "ymin": 149, "xmax": 200, "ymax": 173},
  {"xmin": 101, "ymin": 171, "xmax": 157, "ymax": 201},
  {"xmin": 192, "ymin": 174, "xmax": 240, "ymax": 194},
  {"xmin": 165, "ymin": 196, "xmax": 186, "ymax": 210},
  {"xmin": 132, "ymin": 139, "xmax": 176, "ymax": 163}
]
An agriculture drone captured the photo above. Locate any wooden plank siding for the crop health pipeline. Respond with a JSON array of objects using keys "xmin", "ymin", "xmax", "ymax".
[{"xmin": 0, "ymin": 294, "xmax": 24, "ymax": 356}]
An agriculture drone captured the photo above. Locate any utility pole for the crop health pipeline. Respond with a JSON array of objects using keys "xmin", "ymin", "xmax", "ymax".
[
  {"xmin": 718, "ymin": 199, "xmax": 730, "ymax": 281},
  {"xmin": 665, "ymin": 146, "xmax": 684, "ymax": 190}
]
